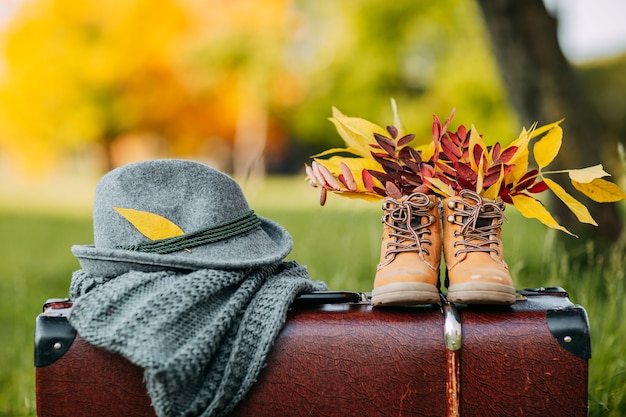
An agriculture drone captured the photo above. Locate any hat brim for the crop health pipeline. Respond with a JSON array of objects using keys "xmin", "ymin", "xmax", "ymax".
[{"xmin": 72, "ymin": 217, "xmax": 293, "ymax": 277}]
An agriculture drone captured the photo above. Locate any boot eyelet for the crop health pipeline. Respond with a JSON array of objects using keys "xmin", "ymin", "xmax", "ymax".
[
  {"xmin": 447, "ymin": 215, "xmax": 455, "ymax": 223},
  {"xmin": 447, "ymin": 201, "xmax": 456, "ymax": 209}
]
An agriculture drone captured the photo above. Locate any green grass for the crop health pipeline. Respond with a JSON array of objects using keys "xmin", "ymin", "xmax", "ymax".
[{"xmin": 1, "ymin": 176, "xmax": 625, "ymax": 416}]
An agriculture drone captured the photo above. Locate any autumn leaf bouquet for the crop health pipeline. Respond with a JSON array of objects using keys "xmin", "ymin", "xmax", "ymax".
[{"xmin": 306, "ymin": 103, "xmax": 626, "ymax": 306}]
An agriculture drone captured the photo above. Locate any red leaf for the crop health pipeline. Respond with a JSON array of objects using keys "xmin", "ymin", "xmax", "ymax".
[
  {"xmin": 362, "ymin": 169, "xmax": 375, "ymax": 191},
  {"xmin": 435, "ymin": 161, "xmax": 457, "ymax": 177},
  {"xmin": 496, "ymin": 145, "xmax": 517, "ymax": 164},
  {"xmin": 519, "ymin": 169, "xmax": 538, "ymax": 183},
  {"xmin": 385, "ymin": 181, "xmax": 403, "ymax": 199},
  {"xmin": 527, "ymin": 181, "xmax": 549, "ymax": 193},
  {"xmin": 372, "ymin": 187, "xmax": 386, "ymax": 197},
  {"xmin": 374, "ymin": 133, "xmax": 396, "ymax": 155},
  {"xmin": 473, "ymin": 145, "xmax": 486, "ymax": 168},
  {"xmin": 413, "ymin": 184, "xmax": 430, "ymax": 194},
  {"xmin": 379, "ymin": 158, "xmax": 403, "ymax": 173},
  {"xmin": 403, "ymin": 158, "xmax": 421, "ymax": 173},
  {"xmin": 319, "ymin": 188, "xmax": 327, "ymax": 206},
  {"xmin": 368, "ymin": 170, "xmax": 391, "ymax": 184},
  {"xmin": 448, "ymin": 132, "xmax": 462, "ymax": 147},
  {"xmin": 455, "ymin": 162, "xmax": 477, "ymax": 182},
  {"xmin": 486, "ymin": 164, "xmax": 503, "ymax": 177},
  {"xmin": 340, "ymin": 162, "xmax": 357, "ymax": 191},
  {"xmin": 386, "ymin": 125, "xmax": 398, "ymax": 139},
  {"xmin": 400, "ymin": 171, "xmax": 423, "ymax": 186},
  {"xmin": 432, "ymin": 115, "xmax": 442, "ymax": 140},
  {"xmin": 421, "ymin": 163, "xmax": 436, "ymax": 178},
  {"xmin": 491, "ymin": 143, "xmax": 501, "ymax": 162},
  {"xmin": 457, "ymin": 125, "xmax": 467, "ymax": 141},
  {"xmin": 483, "ymin": 169, "xmax": 502, "ymax": 188},
  {"xmin": 442, "ymin": 137, "xmax": 462, "ymax": 160},
  {"xmin": 409, "ymin": 147, "xmax": 422, "ymax": 160},
  {"xmin": 397, "ymin": 133, "xmax": 416, "ymax": 147},
  {"xmin": 516, "ymin": 169, "xmax": 539, "ymax": 189}
]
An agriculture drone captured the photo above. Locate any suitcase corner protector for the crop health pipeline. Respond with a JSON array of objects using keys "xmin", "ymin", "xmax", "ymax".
[
  {"xmin": 34, "ymin": 301, "xmax": 77, "ymax": 367},
  {"xmin": 547, "ymin": 304, "xmax": 591, "ymax": 360}
]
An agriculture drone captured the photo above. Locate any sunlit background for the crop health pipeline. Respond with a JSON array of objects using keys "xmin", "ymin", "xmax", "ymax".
[
  {"xmin": 0, "ymin": 0, "xmax": 624, "ymax": 211},
  {"xmin": 1, "ymin": 1, "xmax": 626, "ymax": 415}
]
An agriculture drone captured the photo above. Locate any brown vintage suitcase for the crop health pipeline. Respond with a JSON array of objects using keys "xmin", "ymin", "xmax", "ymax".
[{"xmin": 35, "ymin": 287, "xmax": 590, "ymax": 417}]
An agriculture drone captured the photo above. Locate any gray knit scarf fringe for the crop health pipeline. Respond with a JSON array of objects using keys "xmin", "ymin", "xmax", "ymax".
[{"xmin": 68, "ymin": 261, "xmax": 327, "ymax": 417}]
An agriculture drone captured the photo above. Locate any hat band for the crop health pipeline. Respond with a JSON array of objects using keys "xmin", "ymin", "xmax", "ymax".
[{"xmin": 115, "ymin": 210, "xmax": 262, "ymax": 254}]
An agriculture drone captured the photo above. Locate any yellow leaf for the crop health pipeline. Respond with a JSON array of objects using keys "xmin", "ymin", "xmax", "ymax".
[
  {"xmin": 426, "ymin": 177, "xmax": 455, "ymax": 197},
  {"xmin": 544, "ymin": 178, "xmax": 597, "ymax": 226},
  {"xmin": 329, "ymin": 190, "xmax": 383, "ymax": 202},
  {"xmin": 476, "ymin": 150, "xmax": 484, "ymax": 194},
  {"xmin": 329, "ymin": 107, "xmax": 387, "ymax": 158},
  {"xmin": 468, "ymin": 124, "xmax": 487, "ymax": 171},
  {"xmin": 506, "ymin": 125, "xmax": 533, "ymax": 167},
  {"xmin": 505, "ymin": 119, "xmax": 563, "ymax": 181},
  {"xmin": 113, "ymin": 207, "xmax": 185, "ymax": 240},
  {"xmin": 527, "ymin": 119, "xmax": 564, "ymax": 140},
  {"xmin": 510, "ymin": 194, "xmax": 576, "ymax": 236},
  {"xmin": 311, "ymin": 147, "xmax": 358, "ymax": 159},
  {"xmin": 572, "ymin": 178, "xmax": 626, "ymax": 203},
  {"xmin": 567, "ymin": 164, "xmax": 610, "ymax": 183},
  {"xmin": 533, "ymin": 125, "xmax": 562, "ymax": 168}
]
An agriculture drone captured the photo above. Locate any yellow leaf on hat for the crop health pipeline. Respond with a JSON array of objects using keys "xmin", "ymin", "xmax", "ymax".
[{"xmin": 113, "ymin": 207, "xmax": 185, "ymax": 240}]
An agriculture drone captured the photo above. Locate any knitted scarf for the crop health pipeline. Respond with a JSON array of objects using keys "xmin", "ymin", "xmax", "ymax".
[{"xmin": 68, "ymin": 261, "xmax": 326, "ymax": 417}]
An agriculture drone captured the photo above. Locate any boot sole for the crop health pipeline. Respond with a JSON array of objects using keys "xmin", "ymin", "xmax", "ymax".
[
  {"xmin": 371, "ymin": 282, "xmax": 440, "ymax": 306},
  {"xmin": 446, "ymin": 282, "xmax": 516, "ymax": 305}
]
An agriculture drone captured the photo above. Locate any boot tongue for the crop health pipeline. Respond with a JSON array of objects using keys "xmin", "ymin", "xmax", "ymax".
[
  {"xmin": 475, "ymin": 216, "xmax": 492, "ymax": 229},
  {"xmin": 458, "ymin": 214, "xmax": 490, "ymax": 227}
]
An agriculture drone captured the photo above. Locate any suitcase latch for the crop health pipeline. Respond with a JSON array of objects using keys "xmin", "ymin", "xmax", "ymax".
[{"xmin": 440, "ymin": 294, "xmax": 462, "ymax": 351}]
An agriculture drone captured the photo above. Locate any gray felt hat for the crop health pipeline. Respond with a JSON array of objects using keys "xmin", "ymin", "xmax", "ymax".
[{"xmin": 72, "ymin": 159, "xmax": 293, "ymax": 277}]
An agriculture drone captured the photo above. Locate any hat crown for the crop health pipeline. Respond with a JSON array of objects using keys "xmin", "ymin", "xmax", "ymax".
[{"xmin": 93, "ymin": 160, "xmax": 251, "ymax": 249}]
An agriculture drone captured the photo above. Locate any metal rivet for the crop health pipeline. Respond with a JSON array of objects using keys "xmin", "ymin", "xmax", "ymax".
[
  {"xmin": 447, "ymin": 201, "xmax": 456, "ymax": 209},
  {"xmin": 53, "ymin": 342, "xmax": 62, "ymax": 350},
  {"xmin": 447, "ymin": 215, "xmax": 455, "ymax": 223},
  {"xmin": 563, "ymin": 336, "xmax": 572, "ymax": 343}
]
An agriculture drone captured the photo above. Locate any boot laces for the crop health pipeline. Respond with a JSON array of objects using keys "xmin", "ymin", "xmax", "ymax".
[
  {"xmin": 380, "ymin": 193, "xmax": 436, "ymax": 267},
  {"xmin": 450, "ymin": 190, "xmax": 506, "ymax": 257}
]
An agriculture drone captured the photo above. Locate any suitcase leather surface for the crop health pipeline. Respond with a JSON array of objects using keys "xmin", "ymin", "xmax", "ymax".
[{"xmin": 35, "ymin": 288, "xmax": 590, "ymax": 417}]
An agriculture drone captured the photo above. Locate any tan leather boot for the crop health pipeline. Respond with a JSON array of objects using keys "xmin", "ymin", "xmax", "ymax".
[
  {"xmin": 371, "ymin": 193, "xmax": 441, "ymax": 306},
  {"xmin": 442, "ymin": 190, "xmax": 516, "ymax": 304}
]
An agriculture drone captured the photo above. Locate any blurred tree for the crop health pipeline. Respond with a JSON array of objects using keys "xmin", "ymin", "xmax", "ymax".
[
  {"xmin": 476, "ymin": 0, "xmax": 624, "ymax": 241},
  {"xmin": 0, "ymin": 0, "xmax": 297, "ymax": 177}
]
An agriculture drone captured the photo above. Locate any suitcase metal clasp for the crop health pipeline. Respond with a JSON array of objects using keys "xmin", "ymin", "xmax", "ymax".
[{"xmin": 440, "ymin": 294, "xmax": 462, "ymax": 351}]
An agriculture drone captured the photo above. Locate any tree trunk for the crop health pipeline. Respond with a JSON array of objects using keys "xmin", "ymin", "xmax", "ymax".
[{"xmin": 476, "ymin": 0, "xmax": 623, "ymax": 242}]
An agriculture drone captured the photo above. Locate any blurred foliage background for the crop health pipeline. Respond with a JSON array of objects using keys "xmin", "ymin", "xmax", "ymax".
[{"xmin": 0, "ymin": 0, "xmax": 518, "ymax": 179}]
